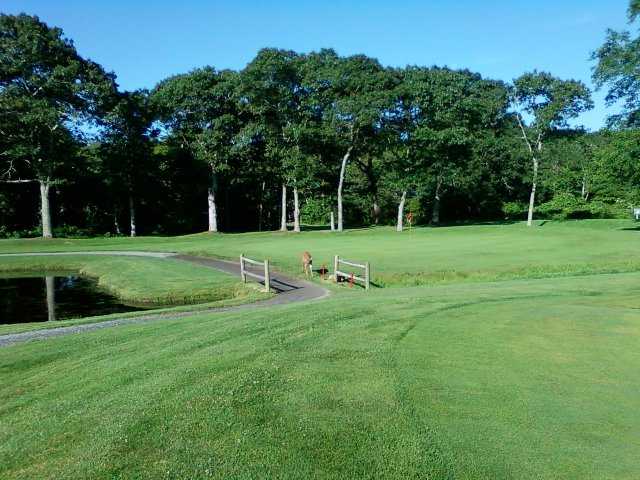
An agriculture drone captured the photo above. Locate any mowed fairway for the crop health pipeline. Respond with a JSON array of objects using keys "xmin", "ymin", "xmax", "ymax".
[
  {"xmin": 1, "ymin": 220, "xmax": 639, "ymax": 286},
  {"xmin": 1, "ymin": 221, "xmax": 639, "ymax": 478}
]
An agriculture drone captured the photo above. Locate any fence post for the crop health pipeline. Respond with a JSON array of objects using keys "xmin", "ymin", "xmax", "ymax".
[
  {"xmin": 264, "ymin": 259, "xmax": 270, "ymax": 293},
  {"xmin": 334, "ymin": 255, "xmax": 339, "ymax": 282},
  {"xmin": 240, "ymin": 254, "xmax": 246, "ymax": 283},
  {"xmin": 365, "ymin": 261, "xmax": 370, "ymax": 291}
]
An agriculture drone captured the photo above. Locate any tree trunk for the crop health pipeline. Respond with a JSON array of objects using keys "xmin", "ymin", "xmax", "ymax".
[
  {"xmin": 330, "ymin": 211, "xmax": 335, "ymax": 231},
  {"xmin": 45, "ymin": 275, "xmax": 56, "ymax": 321},
  {"xmin": 396, "ymin": 191, "xmax": 407, "ymax": 232},
  {"xmin": 373, "ymin": 200, "xmax": 381, "ymax": 225},
  {"xmin": 113, "ymin": 207, "xmax": 121, "ymax": 236},
  {"xmin": 258, "ymin": 181, "xmax": 265, "ymax": 232},
  {"xmin": 432, "ymin": 179, "xmax": 442, "ymax": 225},
  {"xmin": 129, "ymin": 194, "xmax": 137, "ymax": 237},
  {"xmin": 280, "ymin": 184, "xmax": 287, "ymax": 231},
  {"xmin": 526, "ymin": 156, "xmax": 539, "ymax": 227},
  {"xmin": 581, "ymin": 173, "xmax": 589, "ymax": 201},
  {"xmin": 337, "ymin": 146, "xmax": 353, "ymax": 232},
  {"xmin": 432, "ymin": 196, "xmax": 440, "ymax": 225},
  {"xmin": 39, "ymin": 179, "xmax": 52, "ymax": 238},
  {"xmin": 293, "ymin": 187, "xmax": 301, "ymax": 232},
  {"xmin": 207, "ymin": 187, "xmax": 218, "ymax": 232}
]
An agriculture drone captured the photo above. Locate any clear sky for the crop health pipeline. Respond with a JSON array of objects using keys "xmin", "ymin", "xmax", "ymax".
[{"xmin": 2, "ymin": 0, "xmax": 630, "ymax": 130}]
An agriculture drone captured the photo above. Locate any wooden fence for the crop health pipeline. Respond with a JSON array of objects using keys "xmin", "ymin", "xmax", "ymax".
[
  {"xmin": 333, "ymin": 255, "xmax": 370, "ymax": 290},
  {"xmin": 240, "ymin": 254, "xmax": 271, "ymax": 292}
]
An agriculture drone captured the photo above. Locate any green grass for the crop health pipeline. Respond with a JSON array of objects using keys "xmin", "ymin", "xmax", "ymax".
[
  {"xmin": 2, "ymin": 219, "xmax": 640, "ymax": 285},
  {"xmin": 1, "ymin": 273, "xmax": 639, "ymax": 479},
  {"xmin": 2, "ymin": 220, "xmax": 640, "ymax": 478}
]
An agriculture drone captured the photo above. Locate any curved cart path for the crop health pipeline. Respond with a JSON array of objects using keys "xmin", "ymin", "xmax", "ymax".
[{"xmin": 0, "ymin": 251, "xmax": 329, "ymax": 348}]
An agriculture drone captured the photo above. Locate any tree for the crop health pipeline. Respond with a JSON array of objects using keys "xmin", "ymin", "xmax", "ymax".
[
  {"xmin": 590, "ymin": 129, "xmax": 640, "ymax": 205},
  {"xmin": 0, "ymin": 14, "xmax": 116, "ymax": 237},
  {"xmin": 592, "ymin": 0, "xmax": 640, "ymax": 127},
  {"xmin": 100, "ymin": 90, "xmax": 155, "ymax": 237},
  {"xmin": 394, "ymin": 67, "xmax": 509, "ymax": 226},
  {"xmin": 511, "ymin": 72, "xmax": 592, "ymax": 226},
  {"xmin": 240, "ymin": 49, "xmax": 305, "ymax": 232},
  {"xmin": 152, "ymin": 67, "xmax": 240, "ymax": 232},
  {"xmin": 303, "ymin": 51, "xmax": 398, "ymax": 231}
]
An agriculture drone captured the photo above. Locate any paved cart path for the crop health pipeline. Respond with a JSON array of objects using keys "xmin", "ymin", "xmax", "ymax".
[{"xmin": 0, "ymin": 252, "xmax": 329, "ymax": 347}]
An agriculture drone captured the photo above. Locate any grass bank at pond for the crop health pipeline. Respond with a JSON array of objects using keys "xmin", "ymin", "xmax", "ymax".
[
  {"xmin": 1, "ymin": 272, "xmax": 639, "ymax": 479},
  {"xmin": 0, "ymin": 296, "xmax": 272, "ymax": 336},
  {"xmin": 0, "ymin": 255, "xmax": 269, "ymax": 320},
  {"xmin": 2, "ymin": 220, "xmax": 639, "ymax": 286}
]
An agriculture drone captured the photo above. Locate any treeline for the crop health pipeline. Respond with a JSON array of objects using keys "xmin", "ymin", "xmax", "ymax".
[{"xmin": 1, "ymin": 12, "xmax": 639, "ymax": 238}]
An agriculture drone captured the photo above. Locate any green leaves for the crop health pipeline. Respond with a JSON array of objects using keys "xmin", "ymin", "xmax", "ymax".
[
  {"xmin": 512, "ymin": 71, "xmax": 593, "ymax": 132},
  {"xmin": 151, "ymin": 67, "xmax": 240, "ymax": 173},
  {"xmin": 0, "ymin": 14, "xmax": 116, "ymax": 181}
]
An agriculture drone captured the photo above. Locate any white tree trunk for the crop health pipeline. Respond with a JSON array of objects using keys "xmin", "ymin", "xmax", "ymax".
[
  {"xmin": 293, "ymin": 187, "xmax": 301, "ymax": 232},
  {"xmin": 280, "ymin": 184, "xmax": 287, "ymax": 231},
  {"xmin": 373, "ymin": 200, "xmax": 381, "ymax": 225},
  {"xmin": 337, "ymin": 146, "xmax": 353, "ymax": 232},
  {"xmin": 396, "ymin": 191, "xmax": 407, "ymax": 232},
  {"xmin": 113, "ymin": 208, "xmax": 121, "ymax": 236},
  {"xmin": 432, "ymin": 195, "xmax": 440, "ymax": 225},
  {"xmin": 208, "ymin": 187, "xmax": 218, "ymax": 232},
  {"xmin": 45, "ymin": 275, "xmax": 56, "ymax": 321},
  {"xmin": 581, "ymin": 173, "xmax": 589, "ymax": 201},
  {"xmin": 527, "ymin": 156, "xmax": 539, "ymax": 227},
  {"xmin": 129, "ymin": 194, "xmax": 136, "ymax": 237},
  {"xmin": 39, "ymin": 180, "xmax": 52, "ymax": 238},
  {"xmin": 330, "ymin": 211, "xmax": 335, "ymax": 231}
]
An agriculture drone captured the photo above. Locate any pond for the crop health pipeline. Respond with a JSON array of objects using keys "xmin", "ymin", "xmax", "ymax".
[{"xmin": 0, "ymin": 272, "xmax": 146, "ymax": 324}]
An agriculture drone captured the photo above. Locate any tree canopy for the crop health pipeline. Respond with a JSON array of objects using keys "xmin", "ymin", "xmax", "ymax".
[{"xmin": 0, "ymin": 9, "xmax": 636, "ymax": 238}]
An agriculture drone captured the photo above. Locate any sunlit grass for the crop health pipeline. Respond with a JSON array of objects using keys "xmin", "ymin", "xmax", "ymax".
[
  {"xmin": 2, "ymin": 220, "xmax": 639, "ymax": 286},
  {"xmin": 1, "ymin": 273, "xmax": 639, "ymax": 478},
  {"xmin": 1, "ymin": 220, "xmax": 640, "ymax": 478}
]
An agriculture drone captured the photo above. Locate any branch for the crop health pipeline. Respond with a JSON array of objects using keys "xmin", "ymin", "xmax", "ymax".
[
  {"xmin": 0, "ymin": 179, "xmax": 37, "ymax": 184},
  {"xmin": 536, "ymin": 131, "xmax": 543, "ymax": 152},
  {"xmin": 515, "ymin": 113, "xmax": 534, "ymax": 154}
]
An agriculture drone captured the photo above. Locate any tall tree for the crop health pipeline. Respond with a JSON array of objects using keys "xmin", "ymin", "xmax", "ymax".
[
  {"xmin": 0, "ymin": 14, "xmax": 115, "ymax": 237},
  {"xmin": 511, "ymin": 72, "xmax": 592, "ymax": 226},
  {"xmin": 240, "ymin": 49, "xmax": 302, "ymax": 231},
  {"xmin": 303, "ymin": 51, "xmax": 398, "ymax": 231},
  {"xmin": 100, "ymin": 90, "xmax": 155, "ymax": 237},
  {"xmin": 395, "ymin": 67, "xmax": 509, "ymax": 225},
  {"xmin": 152, "ymin": 67, "xmax": 239, "ymax": 232},
  {"xmin": 592, "ymin": 0, "xmax": 640, "ymax": 127}
]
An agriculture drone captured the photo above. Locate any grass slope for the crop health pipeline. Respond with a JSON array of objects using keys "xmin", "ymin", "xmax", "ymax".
[
  {"xmin": 2, "ymin": 220, "xmax": 640, "ymax": 285},
  {"xmin": 1, "ymin": 273, "xmax": 639, "ymax": 479},
  {"xmin": 2, "ymin": 220, "xmax": 640, "ymax": 478}
]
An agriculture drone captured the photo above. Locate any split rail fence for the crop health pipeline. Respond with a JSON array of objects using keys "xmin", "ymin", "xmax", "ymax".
[
  {"xmin": 333, "ymin": 255, "xmax": 370, "ymax": 290},
  {"xmin": 240, "ymin": 254, "xmax": 271, "ymax": 292}
]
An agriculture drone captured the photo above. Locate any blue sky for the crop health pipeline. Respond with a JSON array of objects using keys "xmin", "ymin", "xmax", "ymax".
[{"xmin": 3, "ymin": 0, "xmax": 630, "ymax": 130}]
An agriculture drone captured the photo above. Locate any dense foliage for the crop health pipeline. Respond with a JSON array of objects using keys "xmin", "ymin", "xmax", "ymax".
[{"xmin": 1, "ymin": 9, "xmax": 638, "ymax": 237}]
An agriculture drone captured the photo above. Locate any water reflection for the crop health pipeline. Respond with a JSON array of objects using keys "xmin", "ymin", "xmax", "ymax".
[
  {"xmin": 0, "ymin": 273, "xmax": 146, "ymax": 324},
  {"xmin": 45, "ymin": 275, "xmax": 56, "ymax": 321}
]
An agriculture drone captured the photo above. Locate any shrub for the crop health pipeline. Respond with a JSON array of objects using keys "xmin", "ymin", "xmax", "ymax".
[
  {"xmin": 405, "ymin": 197, "xmax": 425, "ymax": 225},
  {"xmin": 502, "ymin": 201, "xmax": 527, "ymax": 219},
  {"xmin": 301, "ymin": 197, "xmax": 333, "ymax": 225},
  {"xmin": 52, "ymin": 225, "xmax": 94, "ymax": 238},
  {"xmin": 537, "ymin": 193, "xmax": 591, "ymax": 219}
]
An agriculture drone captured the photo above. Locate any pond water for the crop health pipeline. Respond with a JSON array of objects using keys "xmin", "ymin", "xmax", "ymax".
[{"xmin": 0, "ymin": 273, "xmax": 146, "ymax": 324}]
